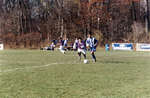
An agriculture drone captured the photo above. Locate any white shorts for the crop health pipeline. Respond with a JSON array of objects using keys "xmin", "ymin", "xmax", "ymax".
[
  {"xmin": 73, "ymin": 43, "xmax": 76, "ymax": 49},
  {"xmin": 78, "ymin": 49, "xmax": 86, "ymax": 54},
  {"xmin": 59, "ymin": 46, "xmax": 65, "ymax": 54},
  {"xmin": 59, "ymin": 46, "xmax": 64, "ymax": 50}
]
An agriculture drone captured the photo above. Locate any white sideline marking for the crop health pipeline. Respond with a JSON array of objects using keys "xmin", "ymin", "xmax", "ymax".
[
  {"xmin": 0, "ymin": 62, "xmax": 79, "ymax": 73},
  {"xmin": 1, "ymin": 63, "xmax": 59, "ymax": 73}
]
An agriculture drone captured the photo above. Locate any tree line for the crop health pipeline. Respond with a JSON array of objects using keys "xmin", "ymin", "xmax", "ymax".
[{"xmin": 0, "ymin": 0, "xmax": 150, "ymax": 48}]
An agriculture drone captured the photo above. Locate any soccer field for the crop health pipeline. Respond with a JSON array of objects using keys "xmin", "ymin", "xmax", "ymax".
[{"xmin": 0, "ymin": 50, "xmax": 150, "ymax": 98}]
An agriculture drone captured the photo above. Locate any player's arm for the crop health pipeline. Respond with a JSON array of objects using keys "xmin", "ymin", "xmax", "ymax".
[
  {"xmin": 86, "ymin": 39, "xmax": 90, "ymax": 48},
  {"xmin": 94, "ymin": 39, "xmax": 98, "ymax": 47},
  {"xmin": 80, "ymin": 44, "xmax": 85, "ymax": 49}
]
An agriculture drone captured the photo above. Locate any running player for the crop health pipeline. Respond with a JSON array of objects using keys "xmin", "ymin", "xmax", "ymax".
[
  {"xmin": 59, "ymin": 37, "xmax": 65, "ymax": 54},
  {"xmin": 86, "ymin": 34, "xmax": 98, "ymax": 62},
  {"xmin": 73, "ymin": 38, "xmax": 78, "ymax": 51},
  {"xmin": 77, "ymin": 37, "xmax": 86, "ymax": 61}
]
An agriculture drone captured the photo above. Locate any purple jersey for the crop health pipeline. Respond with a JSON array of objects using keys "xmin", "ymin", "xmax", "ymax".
[
  {"xmin": 78, "ymin": 42, "xmax": 85, "ymax": 49},
  {"xmin": 50, "ymin": 43, "xmax": 55, "ymax": 48}
]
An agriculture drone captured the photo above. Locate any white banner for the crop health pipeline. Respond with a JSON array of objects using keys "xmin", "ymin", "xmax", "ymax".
[
  {"xmin": 0, "ymin": 44, "xmax": 4, "ymax": 50},
  {"xmin": 136, "ymin": 43, "xmax": 150, "ymax": 51},
  {"xmin": 112, "ymin": 43, "xmax": 133, "ymax": 51}
]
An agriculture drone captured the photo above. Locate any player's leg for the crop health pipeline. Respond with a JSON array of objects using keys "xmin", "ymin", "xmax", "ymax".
[
  {"xmin": 78, "ymin": 52, "xmax": 81, "ymax": 61},
  {"xmin": 52, "ymin": 47, "xmax": 54, "ymax": 51},
  {"xmin": 90, "ymin": 47, "xmax": 96, "ymax": 62},
  {"xmin": 59, "ymin": 46, "xmax": 65, "ymax": 54},
  {"xmin": 81, "ymin": 50, "xmax": 86, "ymax": 59},
  {"xmin": 77, "ymin": 48, "xmax": 82, "ymax": 61},
  {"xmin": 91, "ymin": 52, "xmax": 96, "ymax": 62},
  {"xmin": 60, "ymin": 49, "xmax": 65, "ymax": 54}
]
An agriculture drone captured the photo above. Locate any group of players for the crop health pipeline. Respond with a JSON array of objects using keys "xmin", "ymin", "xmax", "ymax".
[{"xmin": 58, "ymin": 33, "xmax": 98, "ymax": 63}]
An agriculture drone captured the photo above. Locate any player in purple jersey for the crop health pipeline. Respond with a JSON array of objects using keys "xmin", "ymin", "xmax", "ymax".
[
  {"xmin": 77, "ymin": 37, "xmax": 86, "ymax": 61},
  {"xmin": 50, "ymin": 42, "xmax": 55, "ymax": 51}
]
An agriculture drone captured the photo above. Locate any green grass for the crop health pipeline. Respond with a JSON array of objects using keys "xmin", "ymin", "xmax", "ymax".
[{"xmin": 0, "ymin": 50, "xmax": 150, "ymax": 98}]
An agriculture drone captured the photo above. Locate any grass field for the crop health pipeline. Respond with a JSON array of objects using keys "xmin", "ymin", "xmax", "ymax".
[{"xmin": 0, "ymin": 50, "xmax": 150, "ymax": 98}]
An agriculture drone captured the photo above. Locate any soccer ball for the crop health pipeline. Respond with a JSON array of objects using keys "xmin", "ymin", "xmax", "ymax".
[{"xmin": 84, "ymin": 59, "xmax": 88, "ymax": 64}]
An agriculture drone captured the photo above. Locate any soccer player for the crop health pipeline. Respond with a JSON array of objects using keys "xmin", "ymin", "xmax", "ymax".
[
  {"xmin": 50, "ymin": 42, "xmax": 55, "ymax": 51},
  {"xmin": 73, "ymin": 38, "xmax": 78, "ymax": 51},
  {"xmin": 64, "ymin": 37, "xmax": 68, "ymax": 48},
  {"xmin": 59, "ymin": 37, "xmax": 65, "ymax": 54},
  {"xmin": 78, "ymin": 37, "xmax": 86, "ymax": 61},
  {"xmin": 86, "ymin": 34, "xmax": 98, "ymax": 62}
]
